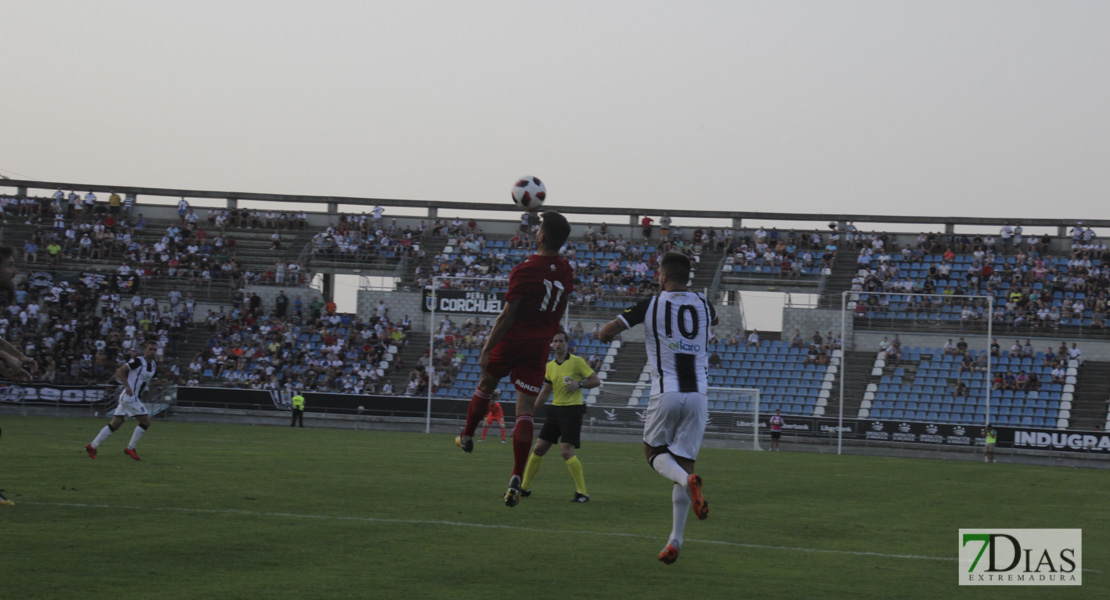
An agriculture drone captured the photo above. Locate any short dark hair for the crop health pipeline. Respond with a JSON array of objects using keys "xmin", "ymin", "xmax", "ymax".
[
  {"xmin": 540, "ymin": 211, "xmax": 571, "ymax": 250},
  {"xmin": 660, "ymin": 252, "xmax": 691, "ymax": 286}
]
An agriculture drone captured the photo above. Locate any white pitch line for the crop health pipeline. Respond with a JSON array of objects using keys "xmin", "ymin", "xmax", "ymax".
[{"xmin": 29, "ymin": 501, "xmax": 951, "ymax": 563}]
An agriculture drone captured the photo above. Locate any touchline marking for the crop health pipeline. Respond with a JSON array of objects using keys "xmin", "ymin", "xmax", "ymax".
[
  {"xmin": 26, "ymin": 502, "xmax": 1103, "ymax": 572},
  {"xmin": 29, "ymin": 501, "xmax": 946, "ymax": 562}
]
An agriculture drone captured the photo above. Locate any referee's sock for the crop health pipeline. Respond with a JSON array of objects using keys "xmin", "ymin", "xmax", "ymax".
[
  {"xmin": 90, "ymin": 426, "xmax": 113, "ymax": 449},
  {"xmin": 522, "ymin": 452, "xmax": 544, "ymax": 490},
  {"xmin": 564, "ymin": 456, "xmax": 587, "ymax": 495},
  {"xmin": 649, "ymin": 452, "xmax": 689, "ymax": 487}
]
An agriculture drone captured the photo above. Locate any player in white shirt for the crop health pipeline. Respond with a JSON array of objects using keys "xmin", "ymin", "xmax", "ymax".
[
  {"xmin": 85, "ymin": 340, "xmax": 159, "ymax": 461},
  {"xmin": 600, "ymin": 252, "xmax": 717, "ymax": 565}
]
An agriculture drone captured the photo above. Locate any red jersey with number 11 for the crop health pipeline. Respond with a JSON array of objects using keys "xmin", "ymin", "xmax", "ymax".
[{"xmin": 503, "ymin": 254, "xmax": 575, "ymax": 341}]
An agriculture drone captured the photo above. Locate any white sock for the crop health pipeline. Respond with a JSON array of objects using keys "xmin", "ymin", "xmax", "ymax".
[
  {"xmin": 669, "ymin": 483, "xmax": 692, "ymax": 549},
  {"xmin": 91, "ymin": 426, "xmax": 113, "ymax": 449},
  {"xmin": 127, "ymin": 425, "xmax": 147, "ymax": 450},
  {"xmin": 651, "ymin": 452, "xmax": 689, "ymax": 487}
]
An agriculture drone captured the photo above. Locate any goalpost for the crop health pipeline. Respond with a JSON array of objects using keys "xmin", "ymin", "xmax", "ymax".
[
  {"xmin": 840, "ymin": 289, "xmax": 995, "ymax": 454},
  {"xmin": 425, "ymin": 275, "xmax": 510, "ymax": 433},
  {"xmin": 588, "ymin": 381, "xmax": 763, "ymax": 451}
]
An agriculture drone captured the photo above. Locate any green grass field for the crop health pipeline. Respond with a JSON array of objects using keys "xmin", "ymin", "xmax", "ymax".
[{"xmin": 0, "ymin": 416, "xmax": 1105, "ymax": 599}]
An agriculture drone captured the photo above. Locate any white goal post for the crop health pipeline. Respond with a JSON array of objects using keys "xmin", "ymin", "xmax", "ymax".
[
  {"xmin": 840, "ymin": 290, "xmax": 996, "ymax": 454},
  {"xmin": 591, "ymin": 381, "xmax": 763, "ymax": 451}
]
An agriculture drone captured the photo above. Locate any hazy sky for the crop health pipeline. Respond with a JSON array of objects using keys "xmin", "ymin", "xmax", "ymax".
[{"xmin": 2, "ymin": 1, "xmax": 1108, "ymax": 221}]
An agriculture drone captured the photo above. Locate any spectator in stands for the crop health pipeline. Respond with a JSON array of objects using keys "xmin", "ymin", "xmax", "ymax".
[
  {"xmin": 877, "ymin": 336, "xmax": 890, "ymax": 358},
  {"xmin": 956, "ymin": 337, "xmax": 969, "ymax": 355},
  {"xmin": 789, "ymin": 330, "xmax": 804, "ymax": 349},
  {"xmin": 958, "ymin": 353, "xmax": 975, "ymax": 375},
  {"xmin": 943, "ymin": 338, "xmax": 957, "ymax": 356},
  {"xmin": 1068, "ymin": 343, "xmax": 1083, "ymax": 365},
  {"xmin": 1022, "ymin": 339, "xmax": 1035, "ymax": 358},
  {"xmin": 641, "ymin": 215, "xmax": 654, "ymax": 240},
  {"xmin": 805, "ymin": 344, "xmax": 820, "ymax": 365},
  {"xmin": 746, "ymin": 329, "xmax": 761, "ymax": 348},
  {"xmin": 992, "ymin": 373, "xmax": 1005, "ymax": 390},
  {"xmin": 1026, "ymin": 371, "xmax": 1040, "ymax": 391},
  {"xmin": 989, "ymin": 338, "xmax": 1000, "ymax": 358},
  {"xmin": 1015, "ymin": 370, "xmax": 1029, "ymax": 391},
  {"xmin": 724, "ymin": 329, "xmax": 741, "ymax": 346},
  {"xmin": 953, "ymin": 381, "xmax": 968, "ymax": 399}
]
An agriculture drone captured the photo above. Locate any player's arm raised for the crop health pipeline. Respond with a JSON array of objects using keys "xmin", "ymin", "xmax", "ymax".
[{"xmin": 479, "ymin": 297, "xmax": 521, "ymax": 370}]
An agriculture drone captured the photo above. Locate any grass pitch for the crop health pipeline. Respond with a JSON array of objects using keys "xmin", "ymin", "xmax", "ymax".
[{"xmin": 0, "ymin": 416, "xmax": 1106, "ymax": 599}]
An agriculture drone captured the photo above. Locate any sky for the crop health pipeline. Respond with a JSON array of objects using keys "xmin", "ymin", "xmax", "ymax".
[{"xmin": 2, "ymin": 0, "xmax": 1109, "ymax": 222}]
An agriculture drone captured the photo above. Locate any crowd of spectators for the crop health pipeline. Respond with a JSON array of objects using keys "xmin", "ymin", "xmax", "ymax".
[
  {"xmin": 849, "ymin": 224, "xmax": 1109, "ymax": 331},
  {"xmin": 0, "ymin": 276, "xmax": 187, "ymax": 386},
  {"xmin": 722, "ymin": 225, "xmax": 838, "ymax": 276},
  {"xmin": 191, "ymin": 295, "xmax": 413, "ymax": 394},
  {"xmin": 8, "ymin": 191, "xmax": 309, "ymax": 291},
  {"xmin": 311, "ymin": 208, "xmax": 424, "ymax": 264}
]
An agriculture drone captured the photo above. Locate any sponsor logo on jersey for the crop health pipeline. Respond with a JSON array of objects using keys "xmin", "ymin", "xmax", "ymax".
[
  {"xmin": 515, "ymin": 379, "xmax": 540, "ymax": 394},
  {"xmin": 666, "ymin": 340, "xmax": 701, "ymax": 352}
]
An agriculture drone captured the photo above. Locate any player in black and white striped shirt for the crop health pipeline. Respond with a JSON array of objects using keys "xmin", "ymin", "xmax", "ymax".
[
  {"xmin": 85, "ymin": 340, "xmax": 158, "ymax": 461},
  {"xmin": 600, "ymin": 252, "xmax": 717, "ymax": 565}
]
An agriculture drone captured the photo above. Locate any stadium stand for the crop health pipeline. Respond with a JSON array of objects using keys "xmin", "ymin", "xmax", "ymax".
[{"xmin": 858, "ymin": 343, "xmax": 1079, "ymax": 428}]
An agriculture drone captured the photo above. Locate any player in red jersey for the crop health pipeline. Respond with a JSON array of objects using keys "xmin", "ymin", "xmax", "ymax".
[
  {"xmin": 480, "ymin": 399, "xmax": 506, "ymax": 443},
  {"xmin": 456, "ymin": 211, "xmax": 574, "ymax": 507}
]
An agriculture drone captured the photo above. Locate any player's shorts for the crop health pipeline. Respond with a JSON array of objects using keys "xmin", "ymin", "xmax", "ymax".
[
  {"xmin": 485, "ymin": 337, "xmax": 550, "ymax": 396},
  {"xmin": 643, "ymin": 391, "xmax": 707, "ymax": 461},
  {"xmin": 113, "ymin": 394, "xmax": 149, "ymax": 418},
  {"xmin": 538, "ymin": 404, "xmax": 586, "ymax": 448},
  {"xmin": 485, "ymin": 413, "xmax": 504, "ymax": 425},
  {"xmin": 770, "ymin": 430, "xmax": 782, "ymax": 440}
]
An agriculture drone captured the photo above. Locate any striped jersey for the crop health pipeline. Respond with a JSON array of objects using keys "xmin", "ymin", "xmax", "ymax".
[
  {"xmin": 121, "ymin": 355, "xmax": 157, "ymax": 401},
  {"xmin": 618, "ymin": 290, "xmax": 716, "ymax": 396}
]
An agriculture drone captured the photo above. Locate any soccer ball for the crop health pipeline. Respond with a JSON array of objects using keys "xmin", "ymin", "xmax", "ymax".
[{"xmin": 511, "ymin": 176, "xmax": 546, "ymax": 211}]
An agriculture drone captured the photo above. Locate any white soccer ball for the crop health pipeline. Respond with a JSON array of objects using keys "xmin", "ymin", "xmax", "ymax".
[{"xmin": 511, "ymin": 176, "xmax": 546, "ymax": 211}]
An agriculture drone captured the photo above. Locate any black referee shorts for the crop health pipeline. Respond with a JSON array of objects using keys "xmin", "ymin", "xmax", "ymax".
[{"xmin": 538, "ymin": 404, "xmax": 586, "ymax": 448}]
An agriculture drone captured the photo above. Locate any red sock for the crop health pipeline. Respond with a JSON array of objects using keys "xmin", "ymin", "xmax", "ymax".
[
  {"xmin": 481, "ymin": 427, "xmax": 488, "ymax": 440},
  {"xmin": 500, "ymin": 428, "xmax": 506, "ymax": 441},
  {"xmin": 463, "ymin": 389, "xmax": 492, "ymax": 437},
  {"xmin": 512, "ymin": 415, "xmax": 534, "ymax": 478}
]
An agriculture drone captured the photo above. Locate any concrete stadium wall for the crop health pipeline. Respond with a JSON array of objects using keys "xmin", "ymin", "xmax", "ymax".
[{"xmin": 783, "ymin": 308, "xmax": 854, "ymax": 347}]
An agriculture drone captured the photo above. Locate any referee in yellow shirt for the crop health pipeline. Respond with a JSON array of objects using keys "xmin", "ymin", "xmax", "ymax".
[{"xmin": 521, "ymin": 330, "xmax": 601, "ymax": 503}]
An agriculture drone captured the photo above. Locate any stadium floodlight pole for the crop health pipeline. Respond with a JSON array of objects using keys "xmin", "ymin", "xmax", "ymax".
[
  {"xmin": 426, "ymin": 280, "xmax": 437, "ymax": 434},
  {"xmin": 839, "ymin": 290, "xmax": 847, "ymax": 455},
  {"xmin": 985, "ymin": 295, "xmax": 993, "ymax": 432}
]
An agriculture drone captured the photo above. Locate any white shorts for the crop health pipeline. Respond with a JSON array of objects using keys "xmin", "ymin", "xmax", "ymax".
[
  {"xmin": 642, "ymin": 391, "xmax": 707, "ymax": 461},
  {"xmin": 113, "ymin": 394, "xmax": 149, "ymax": 418}
]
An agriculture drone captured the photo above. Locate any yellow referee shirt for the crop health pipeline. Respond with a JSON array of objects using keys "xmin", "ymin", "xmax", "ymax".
[{"xmin": 544, "ymin": 354, "xmax": 596, "ymax": 406}]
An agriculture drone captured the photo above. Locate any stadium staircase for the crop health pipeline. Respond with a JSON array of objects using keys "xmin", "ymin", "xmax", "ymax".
[
  {"xmin": 839, "ymin": 350, "xmax": 874, "ymax": 419},
  {"xmin": 818, "ymin": 247, "xmax": 861, "ymax": 308},
  {"xmin": 1069, "ymin": 360, "xmax": 1109, "ymax": 430},
  {"xmin": 593, "ymin": 340, "xmax": 647, "ymax": 407},
  {"xmin": 404, "ymin": 235, "xmax": 447, "ymax": 288},
  {"xmin": 690, "ymin": 247, "xmax": 723, "ymax": 294}
]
